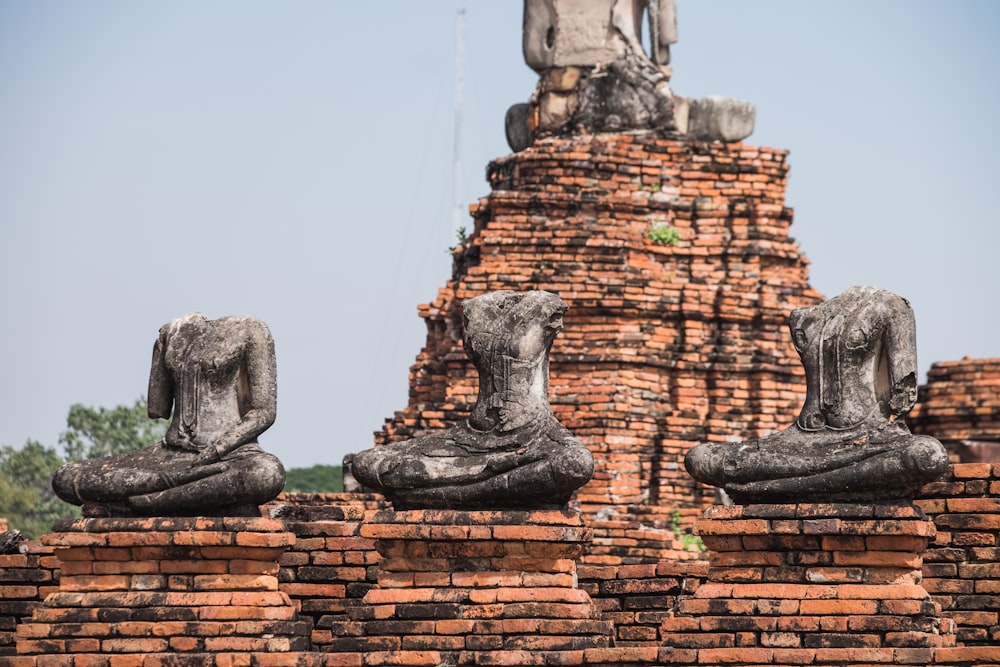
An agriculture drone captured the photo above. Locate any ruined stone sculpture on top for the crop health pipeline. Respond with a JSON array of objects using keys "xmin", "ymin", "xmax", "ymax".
[
  {"xmin": 53, "ymin": 313, "xmax": 285, "ymax": 516},
  {"xmin": 352, "ymin": 291, "xmax": 594, "ymax": 509},
  {"xmin": 506, "ymin": 0, "xmax": 756, "ymax": 151},
  {"xmin": 685, "ymin": 286, "xmax": 948, "ymax": 502}
]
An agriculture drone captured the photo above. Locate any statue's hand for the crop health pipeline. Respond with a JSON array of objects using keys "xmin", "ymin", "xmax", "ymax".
[{"xmin": 190, "ymin": 444, "xmax": 223, "ymax": 468}]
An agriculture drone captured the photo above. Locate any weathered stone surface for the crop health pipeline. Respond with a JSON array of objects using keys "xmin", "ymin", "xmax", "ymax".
[
  {"xmin": 688, "ymin": 95, "xmax": 756, "ymax": 142},
  {"xmin": 0, "ymin": 530, "xmax": 21, "ymax": 554},
  {"xmin": 686, "ymin": 286, "xmax": 948, "ymax": 502},
  {"xmin": 523, "ymin": 0, "xmax": 677, "ymax": 72},
  {"xmin": 574, "ymin": 53, "xmax": 675, "ymax": 134},
  {"xmin": 515, "ymin": 2, "xmax": 758, "ymax": 146},
  {"xmin": 538, "ymin": 91, "xmax": 579, "ymax": 132},
  {"xmin": 53, "ymin": 313, "xmax": 285, "ymax": 516},
  {"xmin": 518, "ymin": 1, "xmax": 679, "ymax": 140},
  {"xmin": 354, "ymin": 291, "xmax": 594, "ymax": 510},
  {"xmin": 505, "ymin": 102, "xmax": 532, "ymax": 153}
]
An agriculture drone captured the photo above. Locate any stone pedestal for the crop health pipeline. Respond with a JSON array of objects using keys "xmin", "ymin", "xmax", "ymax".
[
  {"xmin": 343, "ymin": 509, "xmax": 613, "ymax": 666},
  {"xmin": 13, "ymin": 517, "xmax": 311, "ymax": 663},
  {"xmin": 660, "ymin": 503, "xmax": 957, "ymax": 666}
]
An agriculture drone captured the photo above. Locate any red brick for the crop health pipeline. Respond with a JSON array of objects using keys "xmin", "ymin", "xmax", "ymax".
[
  {"xmin": 946, "ymin": 497, "xmax": 1000, "ymax": 513},
  {"xmin": 697, "ymin": 647, "xmax": 776, "ymax": 663},
  {"xmin": 798, "ymin": 599, "xmax": 879, "ymax": 615},
  {"xmin": 932, "ymin": 646, "xmax": 1000, "ymax": 663},
  {"xmin": 836, "ymin": 584, "xmax": 928, "ymax": 599},
  {"xmin": 362, "ymin": 651, "xmax": 442, "ymax": 666}
]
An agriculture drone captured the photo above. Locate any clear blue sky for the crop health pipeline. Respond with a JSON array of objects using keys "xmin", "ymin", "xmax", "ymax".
[{"xmin": 2, "ymin": 1, "xmax": 998, "ymax": 470}]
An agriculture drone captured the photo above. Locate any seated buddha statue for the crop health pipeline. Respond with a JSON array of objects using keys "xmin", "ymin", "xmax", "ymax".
[
  {"xmin": 352, "ymin": 290, "xmax": 594, "ymax": 510},
  {"xmin": 53, "ymin": 313, "xmax": 285, "ymax": 516},
  {"xmin": 685, "ymin": 286, "xmax": 948, "ymax": 502}
]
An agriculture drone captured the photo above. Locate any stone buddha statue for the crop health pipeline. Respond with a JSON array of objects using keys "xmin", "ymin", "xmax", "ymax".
[
  {"xmin": 52, "ymin": 313, "xmax": 285, "ymax": 516},
  {"xmin": 352, "ymin": 290, "xmax": 594, "ymax": 510},
  {"xmin": 685, "ymin": 286, "xmax": 948, "ymax": 502}
]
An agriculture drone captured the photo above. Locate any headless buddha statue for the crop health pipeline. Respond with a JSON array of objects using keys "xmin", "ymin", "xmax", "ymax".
[
  {"xmin": 352, "ymin": 291, "xmax": 594, "ymax": 510},
  {"xmin": 53, "ymin": 313, "xmax": 285, "ymax": 516},
  {"xmin": 685, "ymin": 286, "xmax": 948, "ymax": 502}
]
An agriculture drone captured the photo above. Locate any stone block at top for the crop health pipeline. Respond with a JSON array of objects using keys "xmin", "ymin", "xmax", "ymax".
[
  {"xmin": 524, "ymin": 0, "xmax": 677, "ymax": 71},
  {"xmin": 508, "ymin": 0, "xmax": 756, "ymax": 149}
]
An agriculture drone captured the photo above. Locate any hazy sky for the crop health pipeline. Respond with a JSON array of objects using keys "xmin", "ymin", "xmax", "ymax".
[{"xmin": 1, "ymin": 1, "xmax": 998, "ymax": 470}]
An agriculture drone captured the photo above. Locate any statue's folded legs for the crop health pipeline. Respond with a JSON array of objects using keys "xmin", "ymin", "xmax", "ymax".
[
  {"xmin": 53, "ymin": 313, "xmax": 285, "ymax": 517},
  {"xmin": 685, "ymin": 286, "xmax": 948, "ymax": 502},
  {"xmin": 352, "ymin": 291, "xmax": 594, "ymax": 510}
]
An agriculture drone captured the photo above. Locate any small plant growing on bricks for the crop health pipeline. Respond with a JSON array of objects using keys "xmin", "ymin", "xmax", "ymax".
[
  {"xmin": 647, "ymin": 221, "xmax": 680, "ymax": 246},
  {"xmin": 670, "ymin": 508, "xmax": 705, "ymax": 552}
]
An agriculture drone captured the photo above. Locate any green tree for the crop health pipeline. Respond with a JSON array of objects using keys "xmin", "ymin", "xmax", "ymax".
[
  {"xmin": 0, "ymin": 397, "xmax": 162, "ymax": 539},
  {"xmin": 283, "ymin": 464, "xmax": 343, "ymax": 493},
  {"xmin": 0, "ymin": 440, "xmax": 77, "ymax": 539},
  {"xmin": 60, "ymin": 397, "xmax": 166, "ymax": 461}
]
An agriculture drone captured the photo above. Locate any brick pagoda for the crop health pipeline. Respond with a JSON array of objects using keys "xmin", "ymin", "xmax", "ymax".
[{"xmin": 910, "ymin": 357, "xmax": 1000, "ymax": 462}]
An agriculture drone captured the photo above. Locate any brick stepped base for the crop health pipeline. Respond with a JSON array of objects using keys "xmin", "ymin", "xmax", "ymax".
[
  {"xmin": 12, "ymin": 517, "xmax": 310, "ymax": 661},
  {"xmin": 578, "ymin": 560, "xmax": 708, "ymax": 646},
  {"xmin": 654, "ymin": 502, "xmax": 967, "ymax": 666},
  {"xmin": 910, "ymin": 358, "xmax": 1000, "ymax": 456},
  {"xmin": 582, "ymin": 505, "xmax": 706, "ymax": 565},
  {"xmin": 0, "ymin": 541, "xmax": 57, "ymax": 656},
  {"xmin": 328, "ymin": 509, "xmax": 614, "ymax": 666},
  {"xmin": 277, "ymin": 503, "xmax": 382, "ymax": 651},
  {"xmin": 917, "ymin": 463, "xmax": 1000, "ymax": 646}
]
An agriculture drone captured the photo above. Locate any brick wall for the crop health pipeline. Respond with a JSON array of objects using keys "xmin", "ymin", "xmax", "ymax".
[
  {"xmin": 578, "ymin": 560, "xmax": 707, "ymax": 647},
  {"xmin": 916, "ymin": 463, "xmax": 1000, "ymax": 646},
  {"xmin": 276, "ymin": 502, "xmax": 383, "ymax": 652},
  {"xmin": 12, "ymin": 517, "xmax": 311, "ymax": 662},
  {"xmin": 5, "ymin": 468, "xmax": 1000, "ymax": 664},
  {"xmin": 911, "ymin": 358, "xmax": 1000, "ymax": 462}
]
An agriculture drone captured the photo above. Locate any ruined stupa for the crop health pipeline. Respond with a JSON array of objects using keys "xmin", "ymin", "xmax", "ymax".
[{"xmin": 375, "ymin": 0, "xmax": 823, "ymax": 562}]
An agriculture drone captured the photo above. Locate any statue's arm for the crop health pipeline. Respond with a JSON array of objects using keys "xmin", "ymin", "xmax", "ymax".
[
  {"xmin": 147, "ymin": 328, "xmax": 174, "ymax": 420},
  {"xmin": 883, "ymin": 296, "xmax": 919, "ymax": 416},
  {"xmin": 211, "ymin": 319, "xmax": 278, "ymax": 456},
  {"xmin": 653, "ymin": 0, "xmax": 678, "ymax": 65}
]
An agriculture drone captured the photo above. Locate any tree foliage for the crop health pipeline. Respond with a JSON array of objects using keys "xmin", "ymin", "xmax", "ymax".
[
  {"xmin": 60, "ymin": 398, "xmax": 166, "ymax": 461},
  {"xmin": 0, "ymin": 440, "xmax": 76, "ymax": 539},
  {"xmin": 283, "ymin": 464, "xmax": 343, "ymax": 493},
  {"xmin": 0, "ymin": 397, "xmax": 163, "ymax": 539}
]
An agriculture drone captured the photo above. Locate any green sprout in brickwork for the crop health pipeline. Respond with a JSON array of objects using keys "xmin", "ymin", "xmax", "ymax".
[
  {"xmin": 448, "ymin": 226, "xmax": 469, "ymax": 253},
  {"xmin": 647, "ymin": 221, "xmax": 680, "ymax": 246},
  {"xmin": 669, "ymin": 509, "xmax": 705, "ymax": 553}
]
